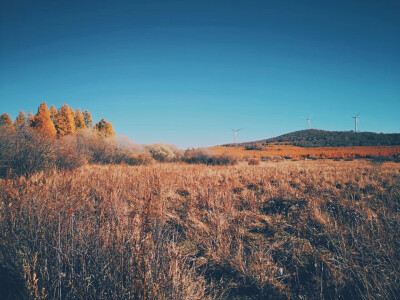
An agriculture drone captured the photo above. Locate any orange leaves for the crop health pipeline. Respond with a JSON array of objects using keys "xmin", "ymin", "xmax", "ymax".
[
  {"xmin": 55, "ymin": 104, "xmax": 76, "ymax": 136},
  {"xmin": 32, "ymin": 102, "xmax": 57, "ymax": 137},
  {"xmin": 0, "ymin": 113, "xmax": 15, "ymax": 132},
  {"xmin": 94, "ymin": 118, "xmax": 115, "ymax": 137},
  {"xmin": 74, "ymin": 108, "xmax": 86, "ymax": 130},
  {"xmin": 211, "ymin": 145, "xmax": 400, "ymax": 160}
]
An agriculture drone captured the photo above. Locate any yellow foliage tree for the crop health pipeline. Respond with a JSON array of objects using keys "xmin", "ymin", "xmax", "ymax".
[
  {"xmin": 50, "ymin": 105, "xmax": 58, "ymax": 123},
  {"xmin": 83, "ymin": 110, "xmax": 93, "ymax": 128},
  {"xmin": 55, "ymin": 104, "xmax": 76, "ymax": 136},
  {"xmin": 0, "ymin": 113, "xmax": 15, "ymax": 131},
  {"xmin": 75, "ymin": 108, "xmax": 87, "ymax": 130},
  {"xmin": 94, "ymin": 118, "xmax": 115, "ymax": 137},
  {"xmin": 27, "ymin": 112, "xmax": 35, "ymax": 126},
  {"xmin": 15, "ymin": 110, "xmax": 28, "ymax": 129},
  {"xmin": 32, "ymin": 103, "xmax": 57, "ymax": 136}
]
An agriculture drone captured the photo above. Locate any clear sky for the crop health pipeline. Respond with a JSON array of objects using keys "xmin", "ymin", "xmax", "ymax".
[{"xmin": 1, "ymin": 0, "xmax": 399, "ymax": 148}]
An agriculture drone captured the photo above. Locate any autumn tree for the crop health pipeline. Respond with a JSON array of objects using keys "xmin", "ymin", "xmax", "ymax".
[
  {"xmin": 83, "ymin": 110, "xmax": 93, "ymax": 128},
  {"xmin": 94, "ymin": 118, "xmax": 115, "ymax": 137},
  {"xmin": 69, "ymin": 107, "xmax": 75, "ymax": 119},
  {"xmin": 15, "ymin": 111, "xmax": 28, "ymax": 129},
  {"xmin": 27, "ymin": 111, "xmax": 35, "ymax": 126},
  {"xmin": 32, "ymin": 102, "xmax": 57, "ymax": 136},
  {"xmin": 0, "ymin": 113, "xmax": 15, "ymax": 131},
  {"xmin": 50, "ymin": 105, "xmax": 58, "ymax": 123},
  {"xmin": 55, "ymin": 104, "xmax": 76, "ymax": 136},
  {"xmin": 75, "ymin": 108, "xmax": 86, "ymax": 130}
]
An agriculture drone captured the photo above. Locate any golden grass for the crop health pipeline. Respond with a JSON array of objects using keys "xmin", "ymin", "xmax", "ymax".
[
  {"xmin": 211, "ymin": 145, "xmax": 400, "ymax": 159},
  {"xmin": 1, "ymin": 160, "xmax": 400, "ymax": 299}
]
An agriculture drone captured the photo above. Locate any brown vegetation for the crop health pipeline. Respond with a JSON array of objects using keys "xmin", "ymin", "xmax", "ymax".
[
  {"xmin": 55, "ymin": 104, "xmax": 76, "ymax": 136},
  {"xmin": 74, "ymin": 108, "xmax": 87, "ymax": 130},
  {"xmin": 212, "ymin": 145, "xmax": 400, "ymax": 160},
  {"xmin": 0, "ymin": 113, "xmax": 14, "ymax": 131},
  {"xmin": 1, "ymin": 160, "xmax": 399, "ymax": 299},
  {"xmin": 94, "ymin": 118, "xmax": 115, "ymax": 137}
]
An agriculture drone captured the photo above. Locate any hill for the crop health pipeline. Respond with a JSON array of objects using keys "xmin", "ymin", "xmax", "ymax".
[{"xmin": 225, "ymin": 129, "xmax": 400, "ymax": 148}]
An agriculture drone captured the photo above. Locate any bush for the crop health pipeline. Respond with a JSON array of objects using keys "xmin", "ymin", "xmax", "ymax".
[
  {"xmin": 0, "ymin": 126, "xmax": 191, "ymax": 177},
  {"xmin": 245, "ymin": 143, "xmax": 263, "ymax": 150},
  {"xmin": 56, "ymin": 140, "xmax": 87, "ymax": 170},
  {"xmin": 184, "ymin": 149, "xmax": 237, "ymax": 165},
  {"xmin": 148, "ymin": 144, "xmax": 176, "ymax": 162},
  {"xmin": 125, "ymin": 153, "xmax": 154, "ymax": 165},
  {"xmin": 72, "ymin": 129, "xmax": 118, "ymax": 163},
  {"xmin": 248, "ymin": 158, "xmax": 260, "ymax": 165},
  {"xmin": 260, "ymin": 156, "xmax": 283, "ymax": 162},
  {"xmin": 0, "ymin": 127, "xmax": 137, "ymax": 178},
  {"xmin": 0, "ymin": 127, "xmax": 86, "ymax": 177}
]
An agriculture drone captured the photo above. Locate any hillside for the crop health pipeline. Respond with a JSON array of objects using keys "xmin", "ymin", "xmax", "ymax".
[{"xmin": 225, "ymin": 129, "xmax": 400, "ymax": 148}]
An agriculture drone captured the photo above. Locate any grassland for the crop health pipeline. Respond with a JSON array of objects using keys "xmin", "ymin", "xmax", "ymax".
[
  {"xmin": 1, "ymin": 160, "xmax": 400, "ymax": 299},
  {"xmin": 212, "ymin": 145, "xmax": 400, "ymax": 159}
]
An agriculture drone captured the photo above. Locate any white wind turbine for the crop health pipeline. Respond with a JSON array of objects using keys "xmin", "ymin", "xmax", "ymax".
[
  {"xmin": 302, "ymin": 115, "xmax": 313, "ymax": 129},
  {"xmin": 231, "ymin": 128, "xmax": 242, "ymax": 144},
  {"xmin": 352, "ymin": 113, "xmax": 360, "ymax": 133}
]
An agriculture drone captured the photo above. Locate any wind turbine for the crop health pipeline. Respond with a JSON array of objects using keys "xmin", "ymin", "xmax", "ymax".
[
  {"xmin": 231, "ymin": 128, "xmax": 242, "ymax": 144},
  {"xmin": 302, "ymin": 115, "xmax": 313, "ymax": 129},
  {"xmin": 352, "ymin": 113, "xmax": 360, "ymax": 133}
]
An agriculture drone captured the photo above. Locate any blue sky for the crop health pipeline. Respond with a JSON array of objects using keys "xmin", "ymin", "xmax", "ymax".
[{"xmin": 1, "ymin": 0, "xmax": 399, "ymax": 148}]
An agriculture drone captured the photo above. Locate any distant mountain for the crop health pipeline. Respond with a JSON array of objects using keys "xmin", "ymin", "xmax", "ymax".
[{"xmin": 224, "ymin": 129, "xmax": 400, "ymax": 148}]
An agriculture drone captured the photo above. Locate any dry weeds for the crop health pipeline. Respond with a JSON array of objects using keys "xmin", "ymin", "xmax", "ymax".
[{"xmin": 1, "ymin": 160, "xmax": 399, "ymax": 299}]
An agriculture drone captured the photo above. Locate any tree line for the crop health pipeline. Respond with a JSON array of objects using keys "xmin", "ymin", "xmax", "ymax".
[
  {"xmin": 0, "ymin": 102, "xmax": 114, "ymax": 137},
  {"xmin": 0, "ymin": 103, "xmax": 237, "ymax": 178}
]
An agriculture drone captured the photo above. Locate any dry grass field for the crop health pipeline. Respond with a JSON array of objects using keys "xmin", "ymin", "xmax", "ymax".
[
  {"xmin": 1, "ymin": 160, "xmax": 400, "ymax": 299},
  {"xmin": 211, "ymin": 145, "xmax": 400, "ymax": 159}
]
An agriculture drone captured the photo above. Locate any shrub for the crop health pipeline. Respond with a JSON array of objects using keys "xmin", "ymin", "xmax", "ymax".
[
  {"xmin": 184, "ymin": 149, "xmax": 237, "ymax": 165},
  {"xmin": 125, "ymin": 153, "xmax": 154, "ymax": 165},
  {"xmin": 148, "ymin": 144, "xmax": 176, "ymax": 162},
  {"xmin": 0, "ymin": 127, "xmax": 58, "ymax": 177},
  {"xmin": 56, "ymin": 140, "xmax": 87, "ymax": 170},
  {"xmin": 245, "ymin": 143, "xmax": 263, "ymax": 150},
  {"xmin": 72, "ymin": 129, "xmax": 118, "ymax": 163},
  {"xmin": 0, "ymin": 127, "xmax": 85, "ymax": 177},
  {"xmin": 248, "ymin": 158, "xmax": 260, "ymax": 165},
  {"xmin": 260, "ymin": 156, "xmax": 283, "ymax": 162}
]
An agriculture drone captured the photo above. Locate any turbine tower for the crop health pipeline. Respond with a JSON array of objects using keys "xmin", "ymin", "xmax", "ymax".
[
  {"xmin": 231, "ymin": 128, "xmax": 242, "ymax": 144},
  {"xmin": 352, "ymin": 113, "xmax": 360, "ymax": 133},
  {"xmin": 302, "ymin": 115, "xmax": 313, "ymax": 129}
]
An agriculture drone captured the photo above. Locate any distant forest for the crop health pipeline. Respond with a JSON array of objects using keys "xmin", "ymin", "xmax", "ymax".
[{"xmin": 228, "ymin": 129, "xmax": 400, "ymax": 148}]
